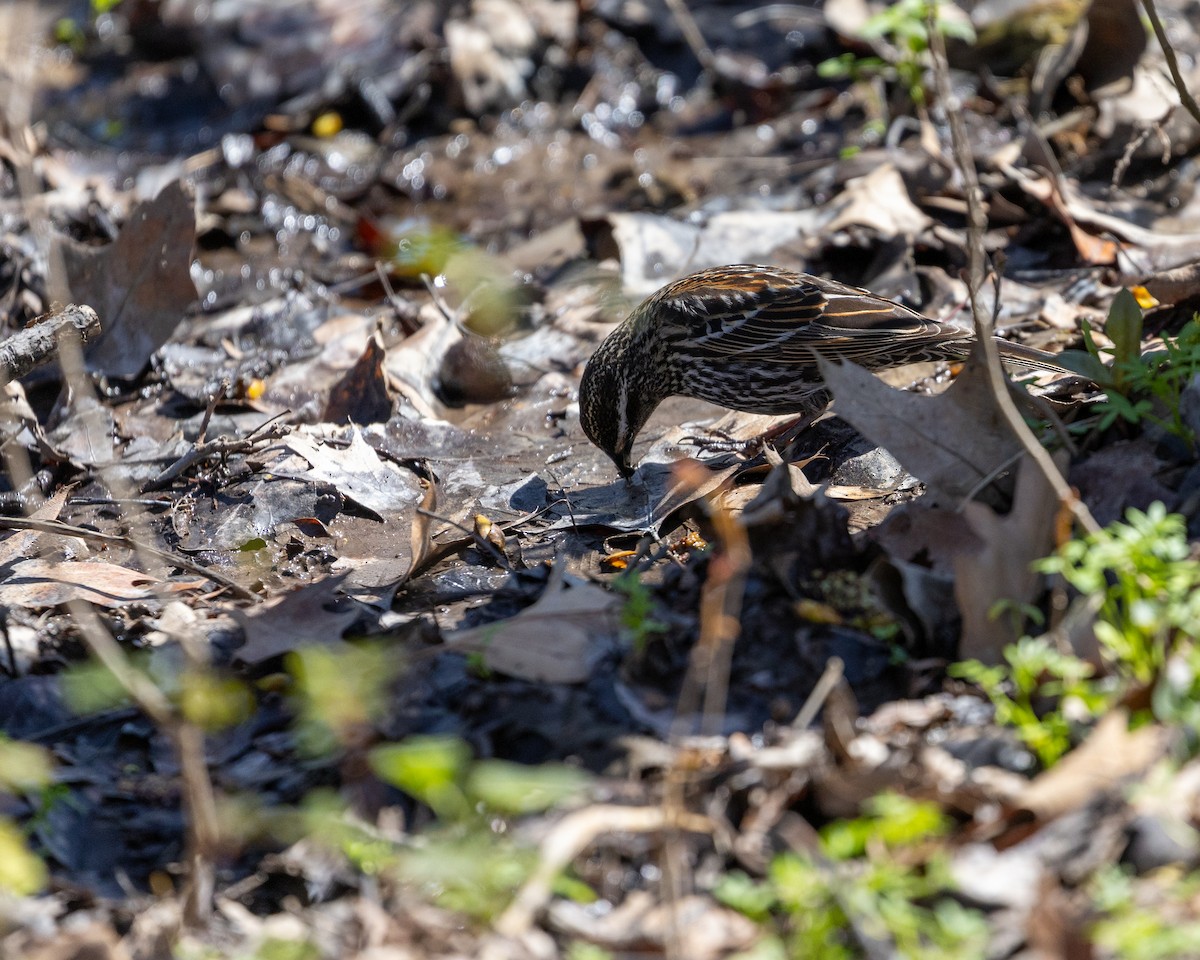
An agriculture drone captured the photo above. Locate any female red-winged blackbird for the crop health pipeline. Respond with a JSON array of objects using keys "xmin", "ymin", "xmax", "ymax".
[{"xmin": 579, "ymin": 264, "xmax": 1071, "ymax": 478}]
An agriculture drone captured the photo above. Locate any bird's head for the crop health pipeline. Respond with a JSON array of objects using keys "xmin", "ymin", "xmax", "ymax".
[{"xmin": 579, "ymin": 325, "xmax": 665, "ymax": 479}]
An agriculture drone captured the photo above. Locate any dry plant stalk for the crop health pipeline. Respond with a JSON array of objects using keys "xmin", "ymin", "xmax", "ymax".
[
  {"xmin": 668, "ymin": 460, "xmax": 752, "ymax": 735},
  {"xmin": 66, "ymin": 601, "xmax": 221, "ymax": 925},
  {"xmin": 655, "ymin": 460, "xmax": 753, "ymax": 958},
  {"xmin": 1, "ymin": 11, "xmax": 226, "ymax": 926},
  {"xmin": 924, "ymin": 7, "xmax": 1099, "ymax": 535},
  {"xmin": 1141, "ymin": 0, "xmax": 1200, "ymax": 130}
]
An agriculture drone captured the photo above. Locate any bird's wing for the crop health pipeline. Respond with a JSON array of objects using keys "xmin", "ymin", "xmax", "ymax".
[{"xmin": 652, "ymin": 265, "xmax": 967, "ymax": 365}]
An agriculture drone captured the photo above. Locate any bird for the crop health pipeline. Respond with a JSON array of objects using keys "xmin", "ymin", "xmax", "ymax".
[{"xmin": 579, "ymin": 263, "xmax": 1074, "ymax": 478}]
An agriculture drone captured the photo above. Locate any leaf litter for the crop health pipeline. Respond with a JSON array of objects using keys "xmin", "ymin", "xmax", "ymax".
[{"xmin": 2, "ymin": 0, "xmax": 1200, "ymax": 956}]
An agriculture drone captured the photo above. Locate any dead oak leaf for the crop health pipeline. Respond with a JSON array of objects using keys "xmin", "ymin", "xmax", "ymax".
[
  {"xmin": 445, "ymin": 566, "xmax": 620, "ymax": 683},
  {"xmin": 954, "ymin": 455, "xmax": 1064, "ymax": 663},
  {"xmin": 816, "ymin": 344, "xmax": 1022, "ymax": 504},
  {"xmin": 0, "ymin": 558, "xmax": 199, "ymax": 608},
  {"xmin": 48, "ymin": 181, "xmax": 197, "ymax": 379},
  {"xmin": 276, "ymin": 427, "xmax": 420, "ymax": 520},
  {"xmin": 231, "ymin": 574, "xmax": 358, "ymax": 664}
]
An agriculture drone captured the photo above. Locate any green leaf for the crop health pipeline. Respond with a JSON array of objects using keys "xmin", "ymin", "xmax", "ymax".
[
  {"xmin": 465, "ymin": 759, "xmax": 590, "ymax": 814},
  {"xmin": 1106, "ymin": 289, "xmax": 1145, "ymax": 366},
  {"xmin": 818, "ymin": 55, "xmax": 854, "ymax": 79},
  {"xmin": 369, "ymin": 736, "xmax": 472, "ymax": 820},
  {"xmin": 1052, "ymin": 349, "xmax": 1113, "ymax": 386},
  {"xmin": 0, "ymin": 739, "xmax": 53, "ymax": 794},
  {"xmin": 0, "ymin": 818, "xmax": 46, "ymax": 894}
]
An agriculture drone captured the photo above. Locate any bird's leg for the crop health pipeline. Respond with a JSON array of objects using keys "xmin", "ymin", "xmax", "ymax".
[{"xmin": 679, "ymin": 408, "xmax": 827, "ymax": 461}]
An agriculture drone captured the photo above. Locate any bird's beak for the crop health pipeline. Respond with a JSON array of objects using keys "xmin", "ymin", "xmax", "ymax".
[{"xmin": 613, "ymin": 450, "xmax": 635, "ymax": 481}]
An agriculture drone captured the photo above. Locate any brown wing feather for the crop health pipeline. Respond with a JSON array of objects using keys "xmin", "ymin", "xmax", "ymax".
[{"xmin": 648, "ymin": 265, "xmax": 969, "ymax": 366}]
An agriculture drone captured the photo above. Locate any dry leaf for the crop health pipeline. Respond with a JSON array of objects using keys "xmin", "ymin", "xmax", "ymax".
[
  {"xmin": 816, "ymin": 343, "xmax": 1022, "ymax": 504},
  {"xmin": 605, "ymin": 209, "xmax": 827, "ymax": 297},
  {"xmin": 825, "ymin": 163, "xmax": 932, "ymax": 238},
  {"xmin": 1017, "ymin": 709, "xmax": 1168, "ymax": 820},
  {"xmin": 953, "ymin": 455, "xmax": 1064, "ymax": 663},
  {"xmin": 445, "ymin": 563, "xmax": 619, "ymax": 683},
  {"xmin": 277, "ymin": 427, "xmax": 420, "ymax": 519},
  {"xmin": 48, "ymin": 181, "xmax": 197, "ymax": 379},
  {"xmin": 232, "ymin": 575, "xmax": 358, "ymax": 664},
  {"xmin": 0, "ymin": 558, "xmax": 187, "ymax": 608},
  {"xmin": 0, "ymin": 485, "xmax": 75, "ymax": 568}
]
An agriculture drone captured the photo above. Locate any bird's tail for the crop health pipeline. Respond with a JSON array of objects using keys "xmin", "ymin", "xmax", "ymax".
[{"xmin": 993, "ymin": 338, "xmax": 1080, "ymax": 375}]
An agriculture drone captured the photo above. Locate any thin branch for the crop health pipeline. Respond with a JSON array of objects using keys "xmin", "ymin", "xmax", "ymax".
[
  {"xmin": 925, "ymin": 9, "xmax": 1099, "ymax": 534},
  {"xmin": 1141, "ymin": 0, "xmax": 1200, "ymax": 130},
  {"xmin": 661, "ymin": 0, "xmax": 716, "ymax": 77},
  {"xmin": 67, "ymin": 600, "xmax": 219, "ymax": 925},
  {"xmin": 0, "ymin": 304, "xmax": 100, "ymax": 386},
  {"xmin": 142, "ymin": 414, "xmax": 290, "ymax": 493}
]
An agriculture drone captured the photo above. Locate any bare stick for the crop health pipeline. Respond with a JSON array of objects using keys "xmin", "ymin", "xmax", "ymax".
[
  {"xmin": 1141, "ymin": 0, "xmax": 1200, "ymax": 130},
  {"xmin": 925, "ymin": 11, "xmax": 1099, "ymax": 534},
  {"xmin": 68, "ymin": 600, "xmax": 219, "ymax": 925},
  {"xmin": 142, "ymin": 414, "xmax": 289, "ymax": 493},
  {"xmin": 662, "ymin": 0, "xmax": 716, "ymax": 76},
  {"xmin": 0, "ymin": 304, "xmax": 100, "ymax": 385}
]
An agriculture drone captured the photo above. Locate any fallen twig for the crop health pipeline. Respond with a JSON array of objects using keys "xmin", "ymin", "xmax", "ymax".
[
  {"xmin": 142, "ymin": 413, "xmax": 290, "ymax": 493},
  {"xmin": 1141, "ymin": 0, "xmax": 1200, "ymax": 130},
  {"xmin": 0, "ymin": 303, "xmax": 100, "ymax": 385},
  {"xmin": 66, "ymin": 600, "xmax": 221, "ymax": 926},
  {"xmin": 491, "ymin": 804, "xmax": 713, "ymax": 940}
]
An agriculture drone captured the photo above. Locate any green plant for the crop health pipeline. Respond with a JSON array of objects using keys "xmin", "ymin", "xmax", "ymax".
[
  {"xmin": 818, "ymin": 0, "xmax": 976, "ymax": 108},
  {"xmin": 0, "ymin": 818, "xmax": 48, "ymax": 895},
  {"xmin": 366, "ymin": 735, "xmax": 592, "ymax": 919},
  {"xmin": 286, "ymin": 643, "xmax": 398, "ymax": 755},
  {"xmin": 615, "ymin": 572, "xmax": 669, "ymax": 652},
  {"xmin": 1058, "ymin": 291, "xmax": 1200, "ymax": 447},
  {"xmin": 716, "ymin": 794, "xmax": 988, "ymax": 960},
  {"xmin": 951, "ymin": 637, "xmax": 1110, "ymax": 766},
  {"xmin": 64, "ymin": 651, "xmax": 252, "ymax": 732},
  {"xmin": 0, "ymin": 737, "xmax": 53, "ymax": 895},
  {"xmin": 565, "ymin": 943, "xmax": 615, "ymax": 960},
  {"xmin": 54, "ymin": 0, "xmax": 125, "ymax": 53},
  {"xmin": 954, "ymin": 503, "xmax": 1200, "ymax": 766},
  {"xmin": 1151, "ymin": 644, "xmax": 1200, "ymax": 754},
  {"xmin": 1089, "ymin": 865, "xmax": 1200, "ymax": 960},
  {"xmin": 1038, "ymin": 503, "xmax": 1200, "ymax": 684}
]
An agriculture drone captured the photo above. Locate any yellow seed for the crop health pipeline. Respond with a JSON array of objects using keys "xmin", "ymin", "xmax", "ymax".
[{"xmin": 312, "ymin": 111, "xmax": 343, "ymax": 138}]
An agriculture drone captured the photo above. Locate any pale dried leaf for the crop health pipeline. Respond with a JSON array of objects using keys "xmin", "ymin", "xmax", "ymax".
[
  {"xmin": 276, "ymin": 427, "xmax": 419, "ymax": 519},
  {"xmin": 953, "ymin": 455, "xmax": 1063, "ymax": 663},
  {"xmin": 816, "ymin": 346, "xmax": 1021, "ymax": 504},
  {"xmin": 445, "ymin": 567, "xmax": 619, "ymax": 683},
  {"xmin": 406, "ymin": 475, "xmax": 439, "ymax": 581},
  {"xmin": 1018, "ymin": 710, "xmax": 1168, "ymax": 820},
  {"xmin": 607, "ymin": 209, "xmax": 828, "ymax": 297},
  {"xmin": 0, "ymin": 485, "xmax": 75, "ymax": 568},
  {"xmin": 825, "ymin": 164, "xmax": 933, "ymax": 238},
  {"xmin": 0, "ymin": 558, "xmax": 188, "ymax": 608}
]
